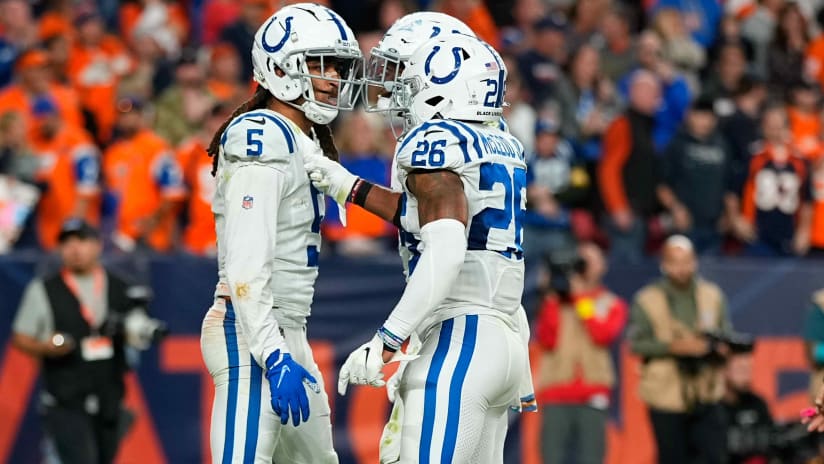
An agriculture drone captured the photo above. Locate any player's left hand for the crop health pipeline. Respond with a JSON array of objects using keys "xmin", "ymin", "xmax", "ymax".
[
  {"xmin": 338, "ymin": 333, "xmax": 418, "ymax": 396},
  {"xmin": 303, "ymin": 152, "xmax": 358, "ymax": 207},
  {"xmin": 265, "ymin": 350, "xmax": 320, "ymax": 426},
  {"xmin": 803, "ymin": 380, "xmax": 824, "ymax": 432}
]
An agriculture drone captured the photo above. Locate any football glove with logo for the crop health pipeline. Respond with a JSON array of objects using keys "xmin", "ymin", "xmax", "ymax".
[{"xmin": 265, "ymin": 350, "xmax": 320, "ymax": 426}]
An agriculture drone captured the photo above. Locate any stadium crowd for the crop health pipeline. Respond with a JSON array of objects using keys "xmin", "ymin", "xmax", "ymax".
[{"xmin": 0, "ymin": 0, "xmax": 822, "ymax": 261}]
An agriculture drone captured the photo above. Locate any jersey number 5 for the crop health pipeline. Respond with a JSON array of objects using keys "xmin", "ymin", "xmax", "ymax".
[{"xmin": 469, "ymin": 162, "xmax": 526, "ymax": 253}]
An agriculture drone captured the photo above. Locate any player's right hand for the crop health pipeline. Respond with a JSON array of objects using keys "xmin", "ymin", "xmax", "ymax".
[
  {"xmin": 303, "ymin": 153, "xmax": 358, "ymax": 207},
  {"xmin": 265, "ymin": 350, "xmax": 319, "ymax": 426},
  {"xmin": 338, "ymin": 334, "xmax": 387, "ymax": 395}
]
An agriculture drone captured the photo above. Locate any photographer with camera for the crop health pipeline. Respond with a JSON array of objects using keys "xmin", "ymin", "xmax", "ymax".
[
  {"xmin": 11, "ymin": 218, "xmax": 166, "ymax": 464},
  {"xmin": 721, "ymin": 337, "xmax": 775, "ymax": 464},
  {"xmin": 534, "ymin": 242, "xmax": 627, "ymax": 464},
  {"xmin": 628, "ymin": 234, "xmax": 734, "ymax": 464}
]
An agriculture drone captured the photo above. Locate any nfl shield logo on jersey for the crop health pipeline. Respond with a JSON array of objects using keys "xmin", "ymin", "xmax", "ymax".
[{"xmin": 242, "ymin": 195, "xmax": 254, "ymax": 209}]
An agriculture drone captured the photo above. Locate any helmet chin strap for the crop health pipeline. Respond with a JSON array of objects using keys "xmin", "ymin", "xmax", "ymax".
[{"xmin": 282, "ymin": 99, "xmax": 337, "ymax": 125}]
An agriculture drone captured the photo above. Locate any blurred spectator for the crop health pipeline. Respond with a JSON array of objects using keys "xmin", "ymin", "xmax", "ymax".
[
  {"xmin": 767, "ymin": 3, "xmax": 810, "ymax": 97},
  {"xmin": 0, "ymin": 0, "xmax": 40, "ymax": 87},
  {"xmin": 176, "ymin": 103, "xmax": 228, "ymax": 256},
  {"xmin": 707, "ymin": 15, "xmax": 755, "ymax": 72},
  {"xmin": 201, "ymin": 0, "xmax": 241, "ymax": 45},
  {"xmin": 554, "ymin": 43, "xmax": 622, "ymax": 161},
  {"xmin": 103, "ymin": 97, "xmax": 185, "ymax": 253},
  {"xmin": 153, "ymin": 48, "xmax": 215, "ymax": 146},
  {"xmin": 324, "ymin": 110, "xmax": 391, "ymax": 256},
  {"xmin": 517, "ymin": 14, "xmax": 568, "ymax": 106},
  {"xmin": 524, "ymin": 118, "xmax": 586, "ymax": 261},
  {"xmin": 702, "ymin": 41, "xmax": 748, "ymax": 117},
  {"xmin": 207, "ymin": 43, "xmax": 244, "ymax": 105},
  {"xmin": 118, "ymin": 27, "xmax": 166, "ymax": 102},
  {"xmin": 535, "ymin": 242, "xmax": 627, "ymax": 464},
  {"xmin": 619, "ymin": 30, "xmax": 692, "ymax": 150},
  {"xmin": 654, "ymin": 0, "xmax": 724, "ymax": 49},
  {"xmin": 0, "ymin": 50, "xmax": 83, "ymax": 143},
  {"xmin": 566, "ymin": 0, "xmax": 608, "ymax": 52},
  {"xmin": 0, "ymin": 111, "xmax": 39, "ymax": 184},
  {"xmin": 732, "ymin": 105, "xmax": 812, "ymax": 256},
  {"xmin": 29, "ymin": 97, "xmax": 101, "ymax": 251},
  {"xmin": 739, "ymin": 0, "xmax": 783, "ymax": 79},
  {"xmin": 652, "ymin": 8, "xmax": 707, "ymax": 94},
  {"xmin": 120, "ymin": 0, "xmax": 189, "ymax": 59},
  {"xmin": 67, "ymin": 8, "xmax": 133, "ymax": 145},
  {"xmin": 501, "ymin": 57, "xmax": 537, "ymax": 157},
  {"xmin": 11, "ymin": 219, "xmax": 150, "ymax": 464},
  {"xmin": 722, "ymin": 341, "xmax": 774, "ymax": 464},
  {"xmin": 786, "ymin": 80, "xmax": 822, "ymax": 160},
  {"xmin": 435, "ymin": 0, "xmax": 501, "ymax": 50},
  {"xmin": 598, "ymin": 4, "xmax": 636, "ymax": 82},
  {"xmin": 42, "ymin": 28, "xmax": 72, "ymax": 86},
  {"xmin": 0, "ymin": 111, "xmax": 40, "ymax": 251},
  {"xmin": 804, "ymin": 7, "xmax": 824, "ymax": 90},
  {"xmin": 598, "ymin": 70, "xmax": 661, "ymax": 263},
  {"xmin": 628, "ymin": 235, "xmax": 732, "ymax": 464},
  {"xmin": 810, "ymin": 156, "xmax": 824, "ymax": 253},
  {"xmin": 499, "ymin": 0, "xmax": 546, "ymax": 55},
  {"xmin": 658, "ymin": 96, "xmax": 732, "ymax": 254},
  {"xmin": 220, "ymin": 0, "xmax": 271, "ymax": 82},
  {"xmin": 718, "ymin": 75, "xmax": 767, "ymax": 194}
]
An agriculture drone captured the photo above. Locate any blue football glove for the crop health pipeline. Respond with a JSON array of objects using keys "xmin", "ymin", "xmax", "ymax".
[{"xmin": 265, "ymin": 350, "xmax": 320, "ymax": 426}]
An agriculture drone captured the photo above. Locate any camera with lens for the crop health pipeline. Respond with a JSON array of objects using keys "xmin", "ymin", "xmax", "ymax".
[
  {"xmin": 678, "ymin": 331, "xmax": 755, "ymax": 376},
  {"xmin": 101, "ymin": 285, "xmax": 168, "ymax": 350},
  {"xmin": 543, "ymin": 248, "xmax": 587, "ymax": 301}
]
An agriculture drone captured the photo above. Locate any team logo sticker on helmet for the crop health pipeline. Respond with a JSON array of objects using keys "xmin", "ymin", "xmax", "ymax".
[
  {"xmin": 242, "ymin": 195, "xmax": 254, "ymax": 209},
  {"xmin": 261, "ymin": 16, "xmax": 294, "ymax": 53},
  {"xmin": 424, "ymin": 46, "xmax": 463, "ymax": 84}
]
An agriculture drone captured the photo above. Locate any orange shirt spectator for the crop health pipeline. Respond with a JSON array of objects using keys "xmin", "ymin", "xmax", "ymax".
[
  {"xmin": 29, "ymin": 97, "xmax": 100, "ymax": 250},
  {"xmin": 787, "ymin": 82, "xmax": 823, "ymax": 160},
  {"xmin": 0, "ymin": 50, "xmax": 83, "ymax": 143},
  {"xmin": 66, "ymin": 12, "xmax": 133, "ymax": 144},
  {"xmin": 806, "ymin": 28, "xmax": 824, "ymax": 89},
  {"xmin": 176, "ymin": 137, "xmax": 216, "ymax": 255},
  {"xmin": 104, "ymin": 99, "xmax": 185, "ymax": 252}
]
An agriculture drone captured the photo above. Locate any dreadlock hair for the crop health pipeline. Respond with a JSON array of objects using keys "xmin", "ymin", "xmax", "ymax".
[
  {"xmin": 312, "ymin": 122, "xmax": 339, "ymax": 162},
  {"xmin": 207, "ymin": 84, "xmax": 271, "ymax": 176}
]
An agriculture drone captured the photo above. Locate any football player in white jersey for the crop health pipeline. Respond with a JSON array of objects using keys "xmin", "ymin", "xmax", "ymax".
[
  {"xmin": 307, "ymin": 32, "xmax": 532, "ymax": 462},
  {"xmin": 198, "ymin": 4, "xmax": 360, "ymax": 463}
]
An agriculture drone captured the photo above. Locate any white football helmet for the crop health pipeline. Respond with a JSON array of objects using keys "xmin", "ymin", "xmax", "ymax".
[
  {"xmin": 251, "ymin": 4, "xmax": 362, "ymax": 125},
  {"xmin": 364, "ymin": 12, "xmax": 475, "ymax": 113},
  {"xmin": 392, "ymin": 34, "xmax": 507, "ymax": 137}
]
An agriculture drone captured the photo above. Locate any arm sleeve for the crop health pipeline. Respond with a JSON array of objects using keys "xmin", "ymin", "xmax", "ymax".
[
  {"xmin": 382, "ymin": 218, "xmax": 467, "ymax": 341},
  {"xmin": 224, "ymin": 163, "xmax": 289, "ymax": 367},
  {"xmin": 598, "ymin": 117, "xmax": 632, "ymax": 214},
  {"xmin": 12, "ymin": 280, "xmax": 52, "ymax": 342},
  {"xmin": 628, "ymin": 299, "xmax": 670, "ymax": 357},
  {"xmin": 584, "ymin": 297, "xmax": 629, "ymax": 346}
]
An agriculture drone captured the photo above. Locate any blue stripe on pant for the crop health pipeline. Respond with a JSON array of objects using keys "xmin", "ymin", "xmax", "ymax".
[
  {"xmin": 222, "ymin": 302, "xmax": 239, "ymax": 464},
  {"xmin": 419, "ymin": 315, "xmax": 479, "ymax": 464},
  {"xmin": 222, "ymin": 301, "xmax": 265, "ymax": 463}
]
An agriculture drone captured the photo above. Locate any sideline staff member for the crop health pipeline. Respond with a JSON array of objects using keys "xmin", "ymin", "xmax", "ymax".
[{"xmin": 12, "ymin": 219, "xmax": 141, "ymax": 464}]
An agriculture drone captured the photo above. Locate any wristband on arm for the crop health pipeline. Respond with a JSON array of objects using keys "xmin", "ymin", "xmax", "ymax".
[{"xmin": 347, "ymin": 178, "xmax": 374, "ymax": 207}]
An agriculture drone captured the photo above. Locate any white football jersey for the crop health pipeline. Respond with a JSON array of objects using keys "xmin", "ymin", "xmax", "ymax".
[
  {"xmin": 213, "ymin": 109, "xmax": 324, "ymax": 333},
  {"xmin": 392, "ymin": 119, "xmax": 527, "ymax": 334}
]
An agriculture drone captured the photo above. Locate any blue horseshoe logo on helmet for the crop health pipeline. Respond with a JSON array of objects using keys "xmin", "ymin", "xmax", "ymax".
[
  {"xmin": 262, "ymin": 16, "xmax": 294, "ymax": 53},
  {"xmin": 424, "ymin": 45, "xmax": 462, "ymax": 84}
]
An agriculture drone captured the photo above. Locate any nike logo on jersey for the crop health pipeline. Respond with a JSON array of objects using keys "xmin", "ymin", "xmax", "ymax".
[
  {"xmin": 248, "ymin": 117, "xmax": 266, "ymax": 125},
  {"xmin": 364, "ymin": 346, "xmax": 370, "ymax": 366},
  {"xmin": 424, "ymin": 129, "xmax": 444, "ymax": 137},
  {"xmin": 277, "ymin": 365, "xmax": 290, "ymax": 388}
]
